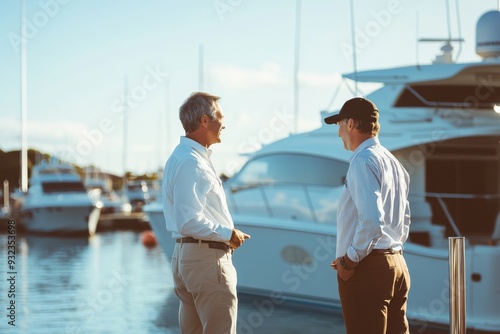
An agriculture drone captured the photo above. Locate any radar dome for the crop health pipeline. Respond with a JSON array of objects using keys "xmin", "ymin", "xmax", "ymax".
[{"xmin": 476, "ymin": 10, "xmax": 500, "ymax": 59}]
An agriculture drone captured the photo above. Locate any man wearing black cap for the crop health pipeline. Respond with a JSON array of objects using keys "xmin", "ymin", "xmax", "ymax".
[{"xmin": 326, "ymin": 97, "xmax": 411, "ymax": 334}]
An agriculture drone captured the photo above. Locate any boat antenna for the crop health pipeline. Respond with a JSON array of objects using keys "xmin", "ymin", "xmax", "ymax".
[
  {"xmin": 453, "ymin": 0, "xmax": 463, "ymax": 62},
  {"xmin": 20, "ymin": 0, "xmax": 28, "ymax": 193},
  {"xmin": 418, "ymin": 0, "xmax": 463, "ymax": 64},
  {"xmin": 415, "ymin": 10, "xmax": 420, "ymax": 68},
  {"xmin": 293, "ymin": 0, "xmax": 301, "ymax": 134},
  {"xmin": 349, "ymin": 0, "xmax": 359, "ymax": 96},
  {"xmin": 445, "ymin": 0, "xmax": 452, "ymax": 42},
  {"xmin": 198, "ymin": 43, "xmax": 204, "ymax": 91}
]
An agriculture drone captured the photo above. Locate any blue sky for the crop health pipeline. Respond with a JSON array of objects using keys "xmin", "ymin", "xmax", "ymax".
[{"xmin": 0, "ymin": 0, "xmax": 498, "ymax": 177}]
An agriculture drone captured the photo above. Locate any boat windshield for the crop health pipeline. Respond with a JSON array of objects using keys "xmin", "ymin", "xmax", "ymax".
[
  {"xmin": 232, "ymin": 153, "xmax": 348, "ymax": 188},
  {"xmin": 225, "ymin": 153, "xmax": 348, "ymax": 224}
]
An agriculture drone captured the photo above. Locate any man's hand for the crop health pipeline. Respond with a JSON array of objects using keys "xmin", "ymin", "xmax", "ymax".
[
  {"xmin": 330, "ymin": 257, "xmax": 356, "ymax": 281},
  {"xmin": 230, "ymin": 228, "xmax": 251, "ymax": 249}
]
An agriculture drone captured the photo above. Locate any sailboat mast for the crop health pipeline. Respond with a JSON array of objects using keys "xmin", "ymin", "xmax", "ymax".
[
  {"xmin": 349, "ymin": 0, "xmax": 359, "ymax": 96},
  {"xmin": 165, "ymin": 79, "xmax": 171, "ymax": 158},
  {"xmin": 199, "ymin": 44, "xmax": 204, "ymax": 92},
  {"xmin": 20, "ymin": 0, "xmax": 28, "ymax": 193},
  {"xmin": 293, "ymin": 0, "xmax": 301, "ymax": 134},
  {"xmin": 122, "ymin": 76, "xmax": 129, "ymax": 189}
]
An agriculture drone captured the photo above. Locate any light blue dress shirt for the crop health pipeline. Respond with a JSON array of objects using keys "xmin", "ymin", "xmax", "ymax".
[
  {"xmin": 336, "ymin": 137, "xmax": 411, "ymax": 262},
  {"xmin": 162, "ymin": 137, "xmax": 233, "ymax": 243}
]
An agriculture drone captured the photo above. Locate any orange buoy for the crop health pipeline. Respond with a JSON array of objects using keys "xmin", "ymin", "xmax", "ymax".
[{"xmin": 141, "ymin": 230, "xmax": 157, "ymax": 248}]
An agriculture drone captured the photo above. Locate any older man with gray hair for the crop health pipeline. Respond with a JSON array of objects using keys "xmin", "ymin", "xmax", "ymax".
[{"xmin": 162, "ymin": 92, "xmax": 250, "ymax": 334}]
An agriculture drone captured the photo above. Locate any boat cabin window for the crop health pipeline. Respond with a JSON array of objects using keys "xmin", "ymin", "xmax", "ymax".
[
  {"xmin": 395, "ymin": 84, "xmax": 500, "ymax": 108},
  {"xmin": 38, "ymin": 168, "xmax": 74, "ymax": 175},
  {"xmin": 425, "ymin": 136, "xmax": 500, "ymax": 239},
  {"xmin": 42, "ymin": 181, "xmax": 87, "ymax": 194},
  {"xmin": 127, "ymin": 182, "xmax": 148, "ymax": 192},
  {"xmin": 233, "ymin": 153, "xmax": 348, "ymax": 187}
]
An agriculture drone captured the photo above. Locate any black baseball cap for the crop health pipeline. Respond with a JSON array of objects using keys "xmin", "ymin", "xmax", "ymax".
[{"xmin": 324, "ymin": 97, "xmax": 379, "ymax": 124}]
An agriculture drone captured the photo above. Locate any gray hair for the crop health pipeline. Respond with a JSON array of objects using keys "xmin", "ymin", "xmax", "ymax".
[{"xmin": 179, "ymin": 92, "xmax": 220, "ymax": 133}]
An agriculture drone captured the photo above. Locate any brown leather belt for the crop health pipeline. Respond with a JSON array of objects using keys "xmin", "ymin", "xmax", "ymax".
[
  {"xmin": 176, "ymin": 236, "xmax": 231, "ymax": 252},
  {"xmin": 370, "ymin": 248, "xmax": 402, "ymax": 255}
]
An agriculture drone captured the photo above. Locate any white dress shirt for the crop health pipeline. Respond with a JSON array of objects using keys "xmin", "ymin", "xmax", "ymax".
[
  {"xmin": 336, "ymin": 137, "xmax": 411, "ymax": 262},
  {"xmin": 162, "ymin": 136, "xmax": 234, "ymax": 243}
]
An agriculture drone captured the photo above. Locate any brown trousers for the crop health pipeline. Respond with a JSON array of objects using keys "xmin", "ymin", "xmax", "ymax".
[
  {"xmin": 337, "ymin": 253, "xmax": 411, "ymax": 334},
  {"xmin": 171, "ymin": 242, "xmax": 238, "ymax": 334}
]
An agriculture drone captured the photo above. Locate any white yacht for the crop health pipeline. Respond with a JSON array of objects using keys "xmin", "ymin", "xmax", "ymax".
[
  {"xmin": 125, "ymin": 180, "xmax": 151, "ymax": 212},
  {"xmin": 18, "ymin": 161, "xmax": 101, "ymax": 235},
  {"xmin": 145, "ymin": 10, "xmax": 500, "ymax": 332}
]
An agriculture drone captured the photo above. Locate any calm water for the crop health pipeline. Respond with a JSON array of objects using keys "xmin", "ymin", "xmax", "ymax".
[
  {"xmin": 0, "ymin": 222, "xmax": 447, "ymax": 334},
  {"xmin": 0, "ymin": 222, "xmax": 344, "ymax": 334}
]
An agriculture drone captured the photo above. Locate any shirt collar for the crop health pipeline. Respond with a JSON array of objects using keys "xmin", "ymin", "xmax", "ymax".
[
  {"xmin": 180, "ymin": 136, "xmax": 212, "ymax": 159},
  {"xmin": 349, "ymin": 137, "xmax": 379, "ymax": 163}
]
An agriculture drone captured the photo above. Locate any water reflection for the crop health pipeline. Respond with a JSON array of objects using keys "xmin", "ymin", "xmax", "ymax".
[{"xmin": 0, "ymin": 230, "xmax": 447, "ymax": 334}]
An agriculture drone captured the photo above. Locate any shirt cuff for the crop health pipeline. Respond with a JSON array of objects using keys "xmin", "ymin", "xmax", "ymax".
[
  {"xmin": 219, "ymin": 226, "xmax": 233, "ymax": 243},
  {"xmin": 347, "ymin": 246, "xmax": 360, "ymax": 263}
]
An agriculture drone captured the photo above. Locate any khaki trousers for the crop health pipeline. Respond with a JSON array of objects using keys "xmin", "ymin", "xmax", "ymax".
[
  {"xmin": 337, "ymin": 253, "xmax": 411, "ymax": 334},
  {"xmin": 171, "ymin": 242, "xmax": 238, "ymax": 334}
]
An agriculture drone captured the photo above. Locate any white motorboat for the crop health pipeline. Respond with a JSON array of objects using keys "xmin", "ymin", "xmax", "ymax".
[
  {"xmin": 86, "ymin": 180, "xmax": 132, "ymax": 218},
  {"xmin": 18, "ymin": 161, "xmax": 101, "ymax": 235},
  {"xmin": 146, "ymin": 10, "xmax": 500, "ymax": 332}
]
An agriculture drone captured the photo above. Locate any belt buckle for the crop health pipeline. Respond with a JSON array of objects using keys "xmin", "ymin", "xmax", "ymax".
[{"xmin": 390, "ymin": 248, "xmax": 401, "ymax": 254}]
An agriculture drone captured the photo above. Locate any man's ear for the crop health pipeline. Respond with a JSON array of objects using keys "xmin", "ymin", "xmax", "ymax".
[
  {"xmin": 347, "ymin": 118, "xmax": 354, "ymax": 130},
  {"xmin": 200, "ymin": 114, "xmax": 209, "ymax": 128}
]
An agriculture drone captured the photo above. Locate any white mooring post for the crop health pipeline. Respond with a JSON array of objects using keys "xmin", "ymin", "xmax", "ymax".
[
  {"xmin": 449, "ymin": 237, "xmax": 466, "ymax": 334},
  {"xmin": 3, "ymin": 180, "xmax": 9, "ymax": 210}
]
